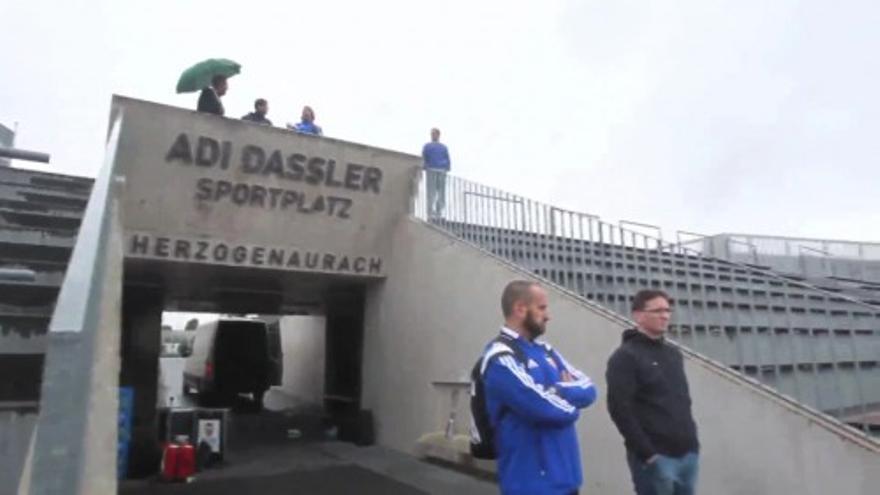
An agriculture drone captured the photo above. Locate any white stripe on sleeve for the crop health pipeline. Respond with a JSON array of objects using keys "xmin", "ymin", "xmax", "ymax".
[{"xmin": 498, "ymin": 355, "xmax": 576, "ymax": 413}]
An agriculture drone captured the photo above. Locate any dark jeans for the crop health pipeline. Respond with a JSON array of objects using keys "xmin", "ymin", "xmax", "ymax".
[
  {"xmin": 425, "ymin": 169, "xmax": 447, "ymax": 217},
  {"xmin": 626, "ymin": 451, "xmax": 699, "ymax": 495}
]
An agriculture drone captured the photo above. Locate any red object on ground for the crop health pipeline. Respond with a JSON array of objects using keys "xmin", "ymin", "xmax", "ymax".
[
  {"xmin": 161, "ymin": 443, "xmax": 180, "ymax": 482},
  {"xmin": 177, "ymin": 440, "xmax": 196, "ymax": 480}
]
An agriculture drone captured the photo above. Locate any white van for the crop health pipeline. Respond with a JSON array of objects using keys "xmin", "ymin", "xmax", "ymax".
[{"xmin": 182, "ymin": 317, "xmax": 282, "ymax": 407}]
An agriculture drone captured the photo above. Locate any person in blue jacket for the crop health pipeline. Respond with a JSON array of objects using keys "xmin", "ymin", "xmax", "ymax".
[
  {"xmin": 421, "ymin": 127, "xmax": 450, "ymax": 219},
  {"xmin": 481, "ymin": 280, "xmax": 598, "ymax": 495},
  {"xmin": 288, "ymin": 105, "xmax": 323, "ymax": 136}
]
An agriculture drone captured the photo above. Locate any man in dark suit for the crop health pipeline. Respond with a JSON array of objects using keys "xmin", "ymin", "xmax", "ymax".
[{"xmin": 197, "ymin": 75, "xmax": 228, "ymax": 116}]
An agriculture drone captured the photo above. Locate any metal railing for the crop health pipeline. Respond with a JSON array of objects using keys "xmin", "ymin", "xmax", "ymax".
[
  {"xmin": 23, "ymin": 116, "xmax": 125, "ymax": 494},
  {"xmin": 414, "ymin": 170, "xmax": 880, "ymax": 436},
  {"xmin": 678, "ymin": 233, "xmax": 880, "ymax": 284}
]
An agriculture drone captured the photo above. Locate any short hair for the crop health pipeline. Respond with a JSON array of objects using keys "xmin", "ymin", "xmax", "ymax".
[
  {"xmin": 211, "ymin": 74, "xmax": 228, "ymax": 87},
  {"xmin": 502, "ymin": 280, "xmax": 538, "ymax": 317},
  {"xmin": 255, "ymin": 98, "xmax": 267, "ymax": 109},
  {"xmin": 632, "ymin": 289, "xmax": 671, "ymax": 312},
  {"xmin": 431, "ymin": 127, "xmax": 440, "ymax": 134}
]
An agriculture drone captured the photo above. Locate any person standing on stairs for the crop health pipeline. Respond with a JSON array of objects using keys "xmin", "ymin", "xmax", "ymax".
[{"xmin": 606, "ymin": 289, "xmax": 700, "ymax": 495}]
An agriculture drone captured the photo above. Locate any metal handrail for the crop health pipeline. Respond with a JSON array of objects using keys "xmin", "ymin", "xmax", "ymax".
[
  {"xmin": 702, "ymin": 233, "xmax": 880, "ymax": 261},
  {"xmin": 799, "ymin": 245, "xmax": 834, "ymax": 257},
  {"xmin": 415, "ymin": 171, "xmax": 880, "ymax": 312},
  {"xmin": 620, "ymin": 219, "xmax": 662, "ymax": 240}
]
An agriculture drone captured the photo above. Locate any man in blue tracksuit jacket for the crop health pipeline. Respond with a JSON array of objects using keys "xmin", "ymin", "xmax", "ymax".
[{"xmin": 482, "ymin": 280, "xmax": 598, "ymax": 495}]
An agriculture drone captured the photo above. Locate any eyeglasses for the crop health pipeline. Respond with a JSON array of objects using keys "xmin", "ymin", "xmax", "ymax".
[{"xmin": 639, "ymin": 308, "xmax": 673, "ymax": 315}]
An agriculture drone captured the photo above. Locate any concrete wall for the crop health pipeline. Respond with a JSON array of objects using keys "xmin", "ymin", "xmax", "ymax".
[
  {"xmin": 1, "ymin": 410, "xmax": 37, "ymax": 489},
  {"xmin": 111, "ymin": 96, "xmax": 420, "ymax": 280},
  {"xmin": 21, "ymin": 197, "xmax": 125, "ymax": 494},
  {"xmin": 278, "ymin": 315, "xmax": 326, "ymax": 406},
  {"xmin": 76, "ymin": 202, "xmax": 124, "ymax": 494},
  {"xmin": 362, "ymin": 218, "xmax": 880, "ymax": 495}
]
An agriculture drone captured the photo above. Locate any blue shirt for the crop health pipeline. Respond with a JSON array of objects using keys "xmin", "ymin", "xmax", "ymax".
[
  {"xmin": 422, "ymin": 141, "xmax": 451, "ymax": 171},
  {"xmin": 293, "ymin": 121, "xmax": 323, "ymax": 136},
  {"xmin": 482, "ymin": 328, "xmax": 598, "ymax": 495}
]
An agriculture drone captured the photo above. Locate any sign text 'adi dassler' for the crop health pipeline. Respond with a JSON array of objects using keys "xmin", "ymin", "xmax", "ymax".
[{"xmin": 165, "ymin": 132, "xmax": 386, "ymax": 219}]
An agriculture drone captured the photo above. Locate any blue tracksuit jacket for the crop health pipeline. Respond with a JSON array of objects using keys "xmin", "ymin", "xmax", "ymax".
[{"xmin": 482, "ymin": 328, "xmax": 598, "ymax": 495}]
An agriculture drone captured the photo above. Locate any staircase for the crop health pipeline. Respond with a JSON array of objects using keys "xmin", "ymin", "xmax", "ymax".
[
  {"xmin": 415, "ymin": 170, "xmax": 880, "ymax": 435},
  {"xmin": 0, "ymin": 166, "xmax": 92, "ymax": 407}
]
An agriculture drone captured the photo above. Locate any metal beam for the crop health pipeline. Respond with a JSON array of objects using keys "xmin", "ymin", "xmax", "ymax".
[{"xmin": 0, "ymin": 147, "xmax": 50, "ymax": 164}]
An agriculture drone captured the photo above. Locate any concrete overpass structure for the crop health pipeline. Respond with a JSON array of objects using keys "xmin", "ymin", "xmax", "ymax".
[{"xmin": 11, "ymin": 97, "xmax": 880, "ymax": 494}]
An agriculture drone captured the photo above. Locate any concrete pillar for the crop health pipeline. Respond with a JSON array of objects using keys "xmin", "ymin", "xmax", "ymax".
[
  {"xmin": 324, "ymin": 286, "xmax": 366, "ymax": 416},
  {"xmin": 119, "ymin": 285, "xmax": 163, "ymax": 478}
]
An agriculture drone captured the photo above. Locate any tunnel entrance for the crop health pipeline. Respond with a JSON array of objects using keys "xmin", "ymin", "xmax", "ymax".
[{"xmin": 119, "ymin": 262, "xmax": 373, "ymax": 484}]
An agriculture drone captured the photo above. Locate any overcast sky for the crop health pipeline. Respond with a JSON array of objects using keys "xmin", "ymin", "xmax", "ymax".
[{"xmin": 2, "ymin": 0, "xmax": 878, "ymax": 242}]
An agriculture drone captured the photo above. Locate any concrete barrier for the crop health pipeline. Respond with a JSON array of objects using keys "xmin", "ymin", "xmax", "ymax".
[{"xmin": 363, "ymin": 218, "xmax": 880, "ymax": 494}]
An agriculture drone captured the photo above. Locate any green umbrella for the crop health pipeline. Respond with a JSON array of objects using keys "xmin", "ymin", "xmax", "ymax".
[{"xmin": 176, "ymin": 58, "xmax": 241, "ymax": 94}]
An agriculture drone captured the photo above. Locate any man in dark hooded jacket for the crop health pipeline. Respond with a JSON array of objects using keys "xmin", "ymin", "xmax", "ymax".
[
  {"xmin": 606, "ymin": 289, "xmax": 700, "ymax": 495},
  {"xmin": 242, "ymin": 98, "xmax": 272, "ymax": 126}
]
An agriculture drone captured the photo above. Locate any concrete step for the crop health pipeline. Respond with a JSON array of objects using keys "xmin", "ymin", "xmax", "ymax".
[
  {"xmin": 0, "ymin": 207, "xmax": 82, "ymax": 231},
  {"xmin": 0, "ymin": 167, "xmax": 92, "ymax": 196},
  {"xmin": 0, "ymin": 314, "xmax": 51, "ymax": 339},
  {"xmin": 0, "ymin": 226, "xmax": 77, "ymax": 249}
]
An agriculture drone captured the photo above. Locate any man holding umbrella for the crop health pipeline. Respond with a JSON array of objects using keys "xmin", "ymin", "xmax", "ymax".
[
  {"xmin": 197, "ymin": 75, "xmax": 228, "ymax": 116},
  {"xmin": 176, "ymin": 58, "xmax": 241, "ymax": 117}
]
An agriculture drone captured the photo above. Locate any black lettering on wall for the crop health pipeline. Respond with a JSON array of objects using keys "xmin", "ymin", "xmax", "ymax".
[
  {"xmin": 369, "ymin": 258, "xmax": 382, "ymax": 274},
  {"xmin": 166, "ymin": 133, "xmax": 193, "ymax": 165},
  {"xmin": 281, "ymin": 191, "xmax": 298, "ymax": 210},
  {"xmin": 287, "ymin": 251, "xmax": 301, "ymax": 268},
  {"xmin": 130, "ymin": 235, "xmax": 150, "ymax": 255},
  {"xmin": 336, "ymin": 198, "xmax": 352, "ymax": 219},
  {"xmin": 286, "ymin": 154, "xmax": 306, "ymax": 181},
  {"xmin": 195, "ymin": 136, "xmax": 220, "ymax": 167},
  {"xmin": 195, "ymin": 241, "xmax": 209, "ymax": 261},
  {"xmin": 232, "ymin": 183, "xmax": 249, "ymax": 205},
  {"xmin": 337, "ymin": 256, "xmax": 351, "ymax": 272},
  {"xmin": 250, "ymin": 185, "xmax": 267, "ymax": 208},
  {"xmin": 155, "ymin": 237, "xmax": 170, "ymax": 258},
  {"xmin": 252, "ymin": 247, "xmax": 265, "ymax": 266},
  {"xmin": 363, "ymin": 166, "xmax": 383, "ymax": 194},
  {"xmin": 220, "ymin": 141, "xmax": 232, "ymax": 170},
  {"xmin": 241, "ymin": 145, "xmax": 265, "ymax": 174},
  {"xmin": 305, "ymin": 253, "xmax": 319, "ymax": 269},
  {"xmin": 310, "ymin": 195, "xmax": 325, "ymax": 214},
  {"xmin": 322, "ymin": 254, "xmax": 336, "ymax": 270},
  {"xmin": 305, "ymin": 157, "xmax": 325, "ymax": 185},
  {"xmin": 213, "ymin": 180, "xmax": 233, "ymax": 202},
  {"xmin": 195, "ymin": 178, "xmax": 213, "ymax": 201},
  {"xmin": 174, "ymin": 240, "xmax": 191, "ymax": 259},
  {"xmin": 268, "ymin": 188, "xmax": 284, "ymax": 209},
  {"xmin": 343, "ymin": 163, "xmax": 364, "ymax": 191},
  {"xmin": 354, "ymin": 257, "xmax": 366, "ymax": 273},
  {"xmin": 263, "ymin": 151, "xmax": 285, "ymax": 179},
  {"xmin": 268, "ymin": 249, "xmax": 285, "ymax": 266},
  {"xmin": 325, "ymin": 160, "xmax": 343, "ymax": 187},
  {"xmin": 232, "ymin": 246, "xmax": 247, "ymax": 264},
  {"xmin": 214, "ymin": 243, "xmax": 229, "ymax": 262}
]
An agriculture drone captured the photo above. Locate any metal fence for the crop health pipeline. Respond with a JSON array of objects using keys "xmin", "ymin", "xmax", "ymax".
[
  {"xmin": 414, "ymin": 170, "xmax": 880, "ymax": 436},
  {"xmin": 678, "ymin": 233, "xmax": 880, "ymax": 283}
]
